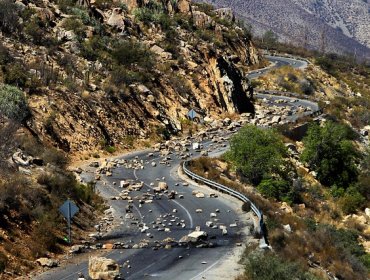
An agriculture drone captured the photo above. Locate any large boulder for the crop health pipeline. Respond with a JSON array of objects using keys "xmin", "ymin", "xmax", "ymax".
[
  {"xmin": 88, "ymin": 257, "xmax": 120, "ymax": 280},
  {"xmin": 154, "ymin": 182, "xmax": 168, "ymax": 192},
  {"xmin": 107, "ymin": 8, "xmax": 125, "ymax": 30},
  {"xmin": 36, "ymin": 258, "xmax": 58, "ymax": 268},
  {"xmin": 192, "ymin": 11, "xmax": 213, "ymax": 28},
  {"xmin": 179, "ymin": 230, "xmax": 207, "ymax": 243},
  {"xmin": 150, "ymin": 45, "xmax": 172, "ymax": 60}
]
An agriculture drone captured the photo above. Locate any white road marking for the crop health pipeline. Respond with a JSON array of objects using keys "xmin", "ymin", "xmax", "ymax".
[
  {"xmin": 136, "ymin": 167, "xmax": 194, "ymax": 230},
  {"xmin": 171, "ymin": 199, "xmax": 194, "ymax": 229},
  {"xmin": 189, "ymin": 257, "xmax": 223, "ymax": 280}
]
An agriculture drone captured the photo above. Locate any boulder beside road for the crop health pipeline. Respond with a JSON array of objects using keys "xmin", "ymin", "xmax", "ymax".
[
  {"xmin": 89, "ymin": 257, "xmax": 120, "ymax": 280},
  {"xmin": 36, "ymin": 258, "xmax": 58, "ymax": 268}
]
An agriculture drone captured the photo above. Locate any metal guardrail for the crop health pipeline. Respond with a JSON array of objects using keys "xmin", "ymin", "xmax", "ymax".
[{"xmin": 182, "ymin": 161, "xmax": 267, "ymax": 244}]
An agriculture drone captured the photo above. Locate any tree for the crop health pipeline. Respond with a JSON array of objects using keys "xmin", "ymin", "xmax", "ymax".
[
  {"xmin": 261, "ymin": 30, "xmax": 278, "ymax": 50},
  {"xmin": 301, "ymin": 121, "xmax": 360, "ymax": 188},
  {"xmin": 225, "ymin": 125, "xmax": 288, "ymax": 185}
]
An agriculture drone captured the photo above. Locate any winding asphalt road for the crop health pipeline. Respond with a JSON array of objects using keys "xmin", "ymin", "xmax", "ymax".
[{"xmin": 35, "ymin": 56, "xmax": 318, "ymax": 280}]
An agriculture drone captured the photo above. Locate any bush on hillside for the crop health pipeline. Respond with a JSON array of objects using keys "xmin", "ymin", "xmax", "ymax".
[
  {"xmin": 257, "ymin": 178, "xmax": 298, "ymax": 204},
  {"xmin": 111, "ymin": 40, "xmax": 154, "ymax": 69},
  {"xmin": 0, "ymin": 84, "xmax": 29, "ymax": 122},
  {"xmin": 240, "ymin": 251, "xmax": 319, "ymax": 280},
  {"xmin": 225, "ymin": 125, "xmax": 288, "ymax": 185},
  {"xmin": 301, "ymin": 121, "xmax": 360, "ymax": 188},
  {"xmin": 0, "ymin": 0, "xmax": 21, "ymax": 35}
]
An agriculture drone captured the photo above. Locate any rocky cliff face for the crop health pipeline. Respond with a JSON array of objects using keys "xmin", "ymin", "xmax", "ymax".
[{"xmin": 0, "ymin": 0, "xmax": 259, "ymax": 154}]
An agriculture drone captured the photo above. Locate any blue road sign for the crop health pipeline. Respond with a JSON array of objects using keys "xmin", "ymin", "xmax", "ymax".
[
  {"xmin": 187, "ymin": 109, "xmax": 197, "ymax": 120},
  {"xmin": 59, "ymin": 200, "xmax": 79, "ymax": 245},
  {"xmin": 59, "ymin": 200, "xmax": 79, "ymax": 221}
]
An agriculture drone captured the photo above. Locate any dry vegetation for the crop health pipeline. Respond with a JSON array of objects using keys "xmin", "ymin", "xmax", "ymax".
[{"xmin": 0, "ymin": 121, "xmax": 104, "ymax": 276}]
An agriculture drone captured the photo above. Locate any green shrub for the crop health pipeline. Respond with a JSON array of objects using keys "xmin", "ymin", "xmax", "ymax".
[
  {"xmin": 134, "ymin": 7, "xmax": 156, "ymax": 24},
  {"xmin": 300, "ymin": 79, "xmax": 315, "ymax": 95},
  {"xmin": 24, "ymin": 18, "xmax": 45, "ymax": 45},
  {"xmin": 80, "ymin": 36, "xmax": 108, "ymax": 61},
  {"xmin": 301, "ymin": 121, "xmax": 360, "ymax": 188},
  {"xmin": 242, "ymin": 251, "xmax": 319, "ymax": 280},
  {"xmin": 110, "ymin": 66, "xmax": 152, "ymax": 85},
  {"xmin": 360, "ymin": 254, "xmax": 370, "ymax": 271},
  {"xmin": 257, "ymin": 179, "xmax": 298, "ymax": 203},
  {"xmin": 0, "ymin": 43, "xmax": 12, "ymax": 65},
  {"xmin": 195, "ymin": 29, "xmax": 215, "ymax": 42},
  {"xmin": 0, "ymin": 84, "xmax": 29, "ymax": 122},
  {"xmin": 339, "ymin": 187, "xmax": 365, "ymax": 214},
  {"xmin": 105, "ymin": 145, "xmax": 116, "ymax": 154},
  {"xmin": 57, "ymin": 0, "xmax": 76, "ymax": 14},
  {"xmin": 111, "ymin": 40, "xmax": 154, "ymax": 69},
  {"xmin": 62, "ymin": 17, "xmax": 85, "ymax": 39},
  {"xmin": 173, "ymin": 14, "xmax": 194, "ymax": 31},
  {"xmin": 75, "ymin": 182, "xmax": 96, "ymax": 204},
  {"xmin": 158, "ymin": 14, "xmax": 174, "ymax": 30},
  {"xmin": 225, "ymin": 125, "xmax": 288, "ymax": 185},
  {"xmin": 0, "ymin": 0, "xmax": 21, "ymax": 35},
  {"xmin": 3, "ymin": 63, "xmax": 28, "ymax": 87}
]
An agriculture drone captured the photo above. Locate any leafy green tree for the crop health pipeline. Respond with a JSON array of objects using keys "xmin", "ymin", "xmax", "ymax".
[
  {"xmin": 301, "ymin": 121, "xmax": 360, "ymax": 188},
  {"xmin": 225, "ymin": 125, "xmax": 288, "ymax": 185},
  {"xmin": 0, "ymin": 84, "xmax": 29, "ymax": 122}
]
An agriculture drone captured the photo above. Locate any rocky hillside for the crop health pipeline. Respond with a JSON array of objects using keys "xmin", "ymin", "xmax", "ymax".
[
  {"xmin": 0, "ymin": 0, "xmax": 261, "ymax": 276},
  {"xmin": 202, "ymin": 0, "xmax": 370, "ymax": 59},
  {"xmin": 0, "ymin": 0, "xmax": 260, "ymax": 156}
]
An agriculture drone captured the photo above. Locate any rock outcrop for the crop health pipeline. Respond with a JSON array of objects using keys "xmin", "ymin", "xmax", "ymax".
[{"xmin": 1, "ymin": 0, "xmax": 260, "ymax": 154}]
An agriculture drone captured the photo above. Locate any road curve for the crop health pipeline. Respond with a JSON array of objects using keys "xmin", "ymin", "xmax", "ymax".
[{"xmin": 35, "ymin": 56, "xmax": 318, "ymax": 280}]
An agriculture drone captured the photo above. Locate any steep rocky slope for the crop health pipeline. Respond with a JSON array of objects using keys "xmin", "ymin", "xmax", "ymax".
[
  {"xmin": 293, "ymin": 0, "xmax": 370, "ymax": 49},
  {"xmin": 0, "ymin": 0, "xmax": 262, "ymax": 276},
  {"xmin": 203, "ymin": 0, "xmax": 370, "ymax": 59},
  {"xmin": 0, "ymin": 0, "xmax": 260, "ymax": 156}
]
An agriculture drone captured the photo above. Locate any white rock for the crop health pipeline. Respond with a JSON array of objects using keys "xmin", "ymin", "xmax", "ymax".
[
  {"xmin": 283, "ymin": 224, "xmax": 292, "ymax": 233},
  {"xmin": 195, "ymin": 192, "xmax": 205, "ymax": 198},
  {"xmin": 365, "ymin": 208, "xmax": 370, "ymax": 218}
]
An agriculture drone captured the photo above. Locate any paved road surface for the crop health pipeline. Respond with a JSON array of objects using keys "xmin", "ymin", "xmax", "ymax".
[{"xmin": 35, "ymin": 56, "xmax": 317, "ymax": 280}]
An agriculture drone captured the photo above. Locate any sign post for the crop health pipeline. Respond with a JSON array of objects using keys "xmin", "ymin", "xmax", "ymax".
[{"xmin": 59, "ymin": 199, "xmax": 79, "ymax": 245}]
